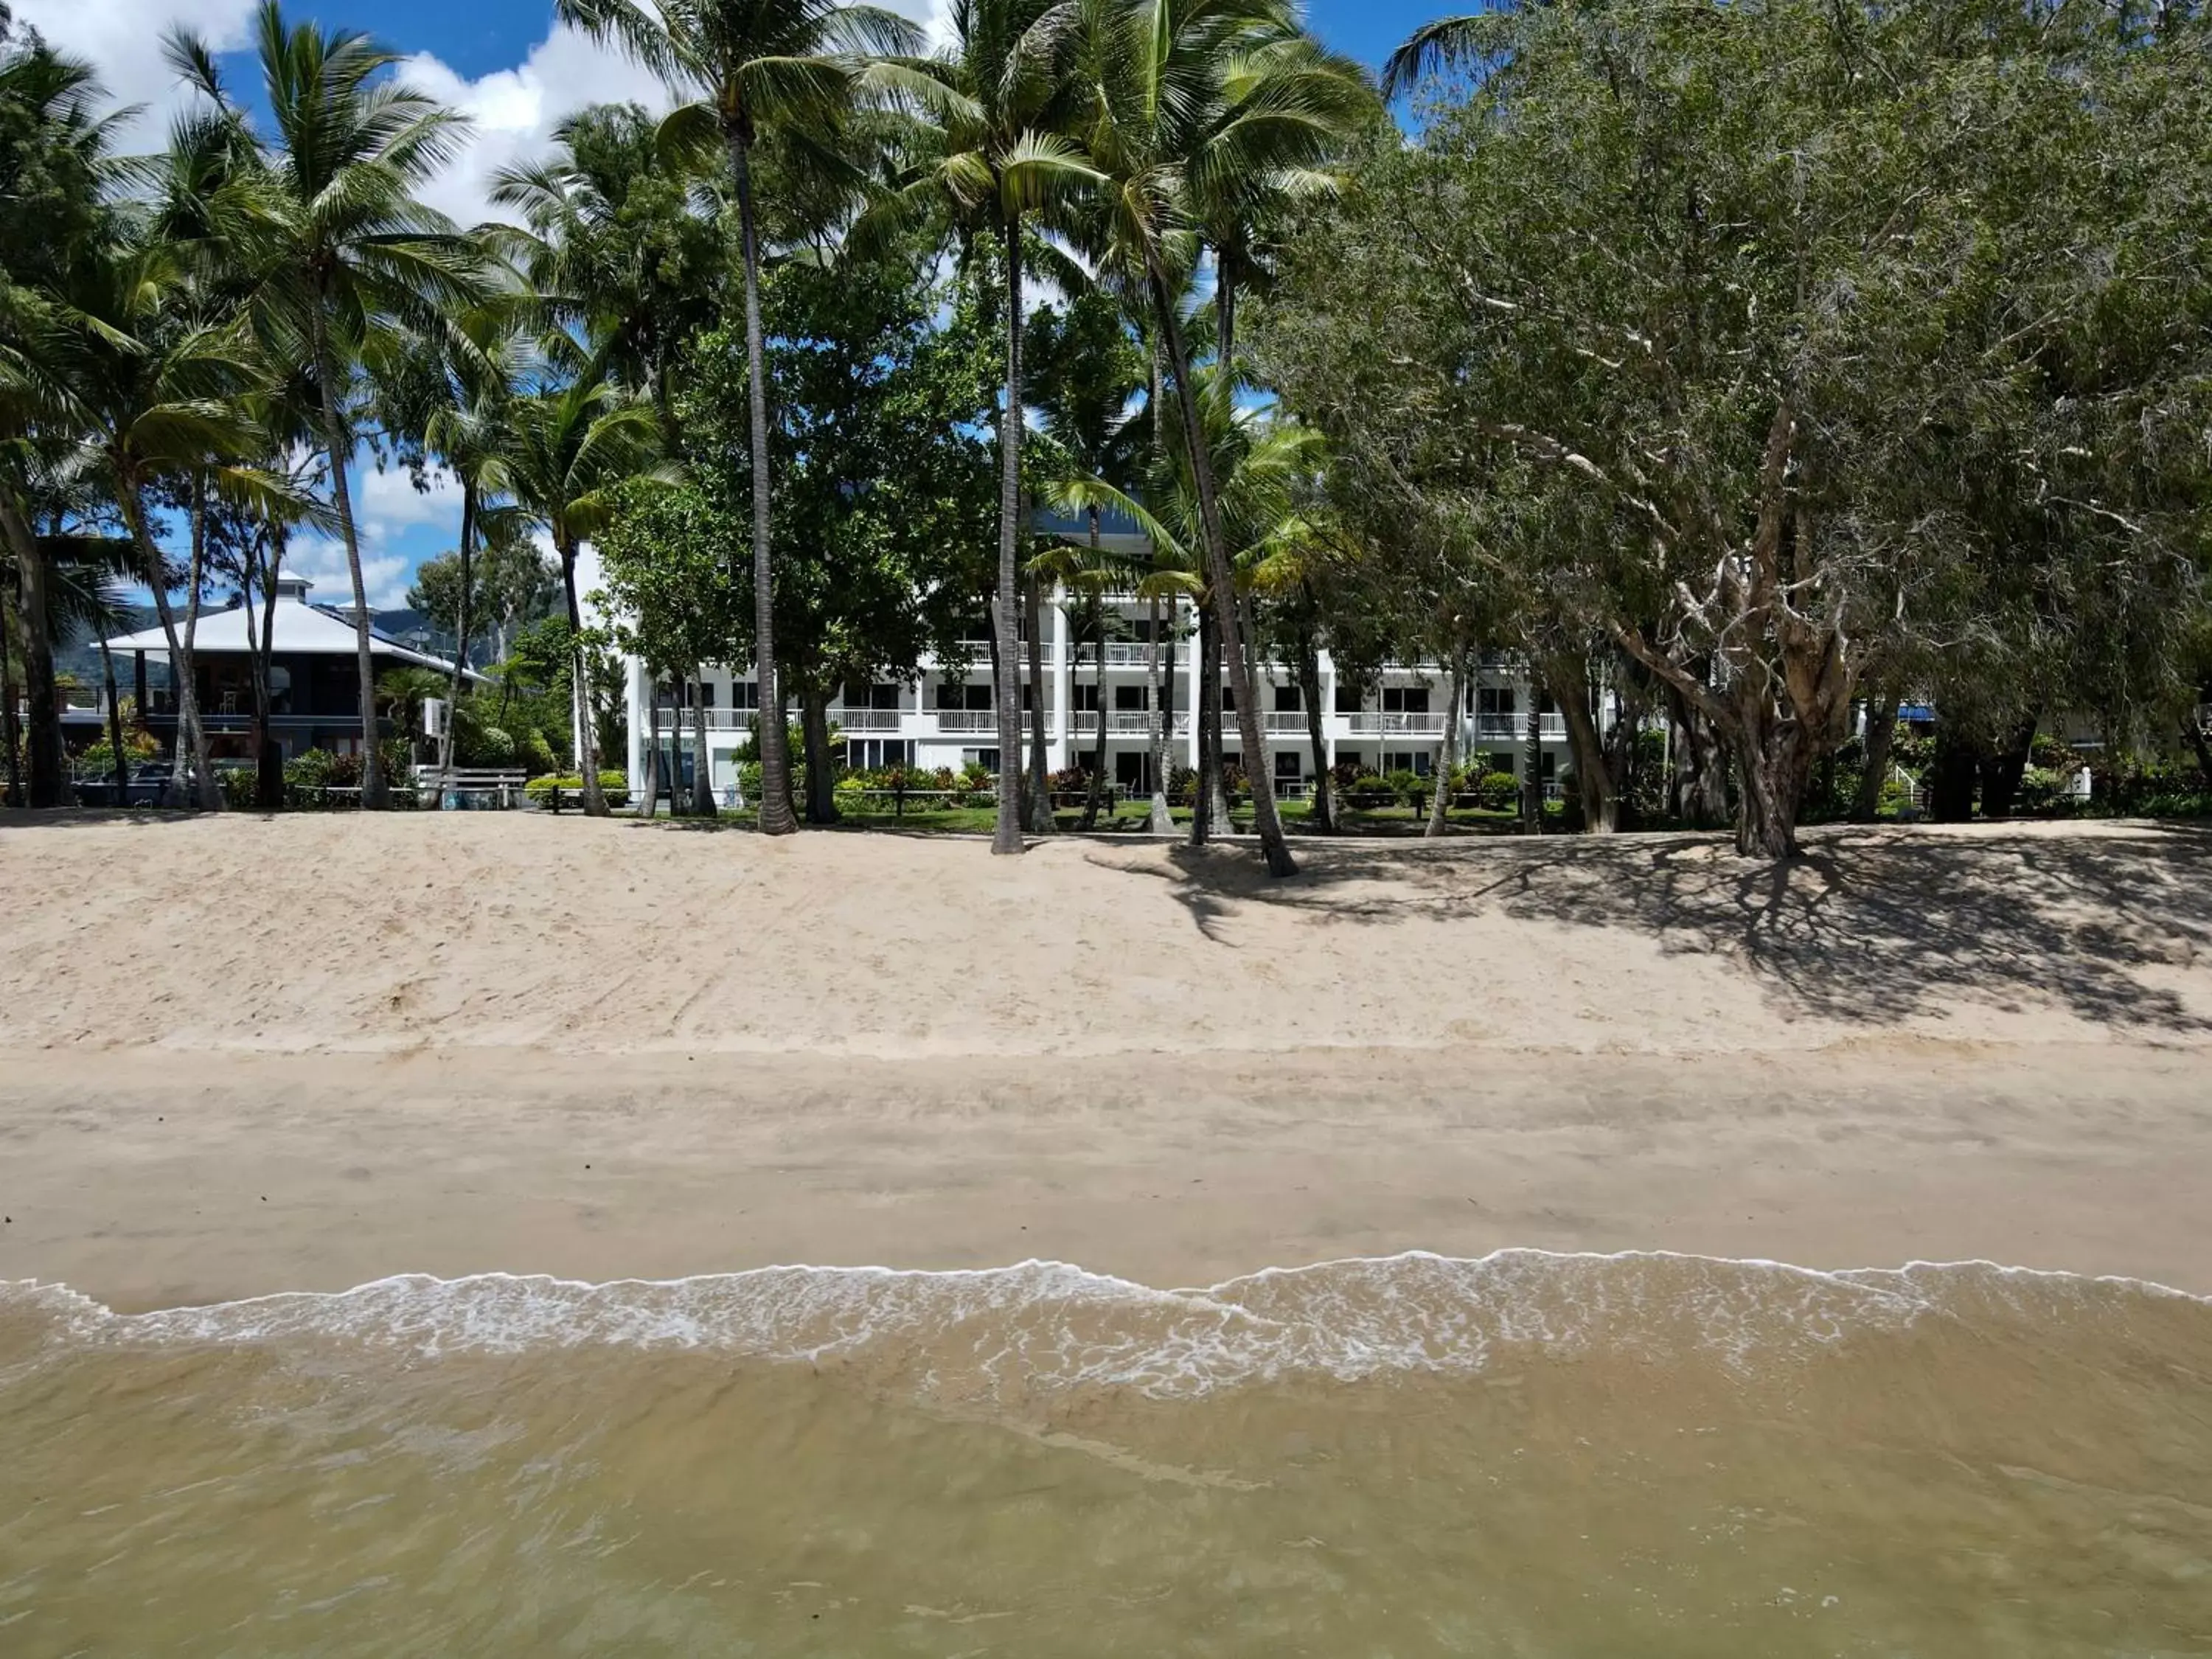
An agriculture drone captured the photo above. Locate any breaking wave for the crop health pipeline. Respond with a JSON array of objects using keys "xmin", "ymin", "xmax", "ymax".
[{"xmin": 4, "ymin": 1251, "xmax": 2204, "ymax": 1403}]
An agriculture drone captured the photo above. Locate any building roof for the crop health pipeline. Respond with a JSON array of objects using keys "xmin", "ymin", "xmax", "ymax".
[{"xmin": 102, "ymin": 577, "xmax": 483, "ymax": 680}]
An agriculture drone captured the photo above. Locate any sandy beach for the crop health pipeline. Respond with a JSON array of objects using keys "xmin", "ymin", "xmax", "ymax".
[{"xmin": 4, "ymin": 811, "xmax": 2209, "ymax": 1305}]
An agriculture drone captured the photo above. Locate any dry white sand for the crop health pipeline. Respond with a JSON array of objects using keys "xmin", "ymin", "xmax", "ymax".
[{"xmin": 3, "ymin": 812, "xmax": 2208, "ymax": 1304}]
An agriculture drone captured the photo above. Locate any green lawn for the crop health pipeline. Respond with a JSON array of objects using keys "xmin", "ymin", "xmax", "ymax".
[{"xmin": 648, "ymin": 795, "xmax": 1531, "ymax": 836}]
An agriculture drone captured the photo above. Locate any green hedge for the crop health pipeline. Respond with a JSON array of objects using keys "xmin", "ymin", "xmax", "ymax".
[{"xmin": 524, "ymin": 771, "xmax": 632, "ymax": 807}]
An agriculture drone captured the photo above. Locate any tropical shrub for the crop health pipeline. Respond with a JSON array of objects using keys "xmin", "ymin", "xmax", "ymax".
[
  {"xmin": 1385, "ymin": 768, "xmax": 1425, "ymax": 807},
  {"xmin": 1467, "ymin": 771, "xmax": 1520, "ymax": 810},
  {"xmin": 1166, "ymin": 765, "xmax": 1199, "ymax": 805}
]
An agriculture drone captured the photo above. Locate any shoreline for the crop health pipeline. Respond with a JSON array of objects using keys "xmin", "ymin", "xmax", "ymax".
[
  {"xmin": 5, "ymin": 814, "xmax": 2209, "ymax": 1313},
  {"xmin": 7, "ymin": 1039, "xmax": 2209, "ymax": 1310}
]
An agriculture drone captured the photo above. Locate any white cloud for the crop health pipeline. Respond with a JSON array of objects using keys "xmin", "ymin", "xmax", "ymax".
[
  {"xmin": 355, "ymin": 462, "xmax": 463, "ymax": 543},
  {"xmin": 21, "ymin": 0, "xmax": 955, "ymax": 233},
  {"xmin": 398, "ymin": 27, "xmax": 672, "ymax": 231},
  {"xmin": 285, "ymin": 537, "xmax": 414, "ymax": 613},
  {"xmin": 13, "ymin": 0, "xmax": 257, "ymax": 147}
]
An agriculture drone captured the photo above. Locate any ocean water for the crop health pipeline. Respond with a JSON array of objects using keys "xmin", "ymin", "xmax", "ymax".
[{"xmin": 3, "ymin": 1251, "xmax": 2209, "ymax": 1655}]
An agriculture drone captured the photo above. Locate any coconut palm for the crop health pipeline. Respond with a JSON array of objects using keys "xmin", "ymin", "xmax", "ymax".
[
  {"xmin": 556, "ymin": 0, "xmax": 922, "ymax": 837},
  {"xmin": 38, "ymin": 232, "xmax": 272, "ymax": 809},
  {"xmin": 487, "ymin": 352, "xmax": 670, "ymax": 817},
  {"xmin": 0, "ymin": 23, "xmax": 128, "ymax": 806},
  {"xmin": 849, "ymin": 0, "xmax": 1104, "ymax": 846},
  {"xmin": 1068, "ymin": 0, "xmax": 1354, "ymax": 875},
  {"xmin": 166, "ymin": 3, "xmax": 483, "ymax": 808},
  {"xmin": 374, "ymin": 306, "xmax": 526, "ymax": 785},
  {"xmin": 1379, "ymin": 15, "xmax": 1488, "ymax": 101},
  {"xmin": 1057, "ymin": 361, "xmax": 1324, "ymax": 844}
]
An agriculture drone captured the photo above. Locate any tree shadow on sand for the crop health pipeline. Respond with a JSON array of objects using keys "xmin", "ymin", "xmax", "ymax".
[{"xmin": 1092, "ymin": 824, "xmax": 2212, "ymax": 1034}]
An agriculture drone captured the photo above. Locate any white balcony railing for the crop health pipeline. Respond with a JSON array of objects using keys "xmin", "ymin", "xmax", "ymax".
[
  {"xmin": 1263, "ymin": 712, "xmax": 1310, "ymax": 734},
  {"xmin": 1069, "ymin": 710, "xmax": 1192, "ymax": 736},
  {"xmin": 1346, "ymin": 712, "xmax": 1447, "ymax": 736},
  {"xmin": 1070, "ymin": 640, "xmax": 1171, "ymax": 668},
  {"xmin": 835, "ymin": 708, "xmax": 904, "ymax": 732},
  {"xmin": 933, "ymin": 709, "xmax": 1004, "ymax": 733},
  {"xmin": 1473, "ymin": 713, "xmax": 1567, "ymax": 742}
]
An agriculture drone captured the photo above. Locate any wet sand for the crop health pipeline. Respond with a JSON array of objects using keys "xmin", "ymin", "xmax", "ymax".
[{"xmin": 3, "ymin": 813, "xmax": 2210, "ymax": 1306}]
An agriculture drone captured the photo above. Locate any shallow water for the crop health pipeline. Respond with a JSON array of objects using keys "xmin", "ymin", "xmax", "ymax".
[{"xmin": 4, "ymin": 1251, "xmax": 2210, "ymax": 1655}]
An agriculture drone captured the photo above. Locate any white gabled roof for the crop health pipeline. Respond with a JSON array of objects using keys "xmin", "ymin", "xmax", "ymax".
[{"xmin": 103, "ymin": 578, "xmax": 481, "ymax": 680}]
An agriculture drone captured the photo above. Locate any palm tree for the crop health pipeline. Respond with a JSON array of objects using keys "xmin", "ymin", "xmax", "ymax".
[
  {"xmin": 557, "ymin": 0, "xmax": 922, "ymax": 838},
  {"xmin": 487, "ymin": 352, "xmax": 669, "ymax": 816},
  {"xmin": 1380, "ymin": 15, "xmax": 1489, "ymax": 101},
  {"xmin": 1068, "ymin": 0, "xmax": 1356, "ymax": 876},
  {"xmin": 852, "ymin": 0, "xmax": 1104, "ymax": 849},
  {"xmin": 1030, "ymin": 288, "xmax": 1147, "ymax": 824},
  {"xmin": 0, "ymin": 24, "xmax": 125, "ymax": 806},
  {"xmin": 1059, "ymin": 361, "xmax": 1324, "ymax": 843},
  {"xmin": 375, "ymin": 307, "xmax": 524, "ymax": 785},
  {"xmin": 170, "ymin": 3, "xmax": 483, "ymax": 808},
  {"xmin": 41, "ymin": 233, "xmax": 270, "ymax": 809}
]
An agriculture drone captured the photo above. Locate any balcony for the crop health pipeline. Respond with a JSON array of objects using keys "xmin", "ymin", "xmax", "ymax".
[
  {"xmin": 933, "ymin": 709, "xmax": 1001, "ymax": 733},
  {"xmin": 1346, "ymin": 712, "xmax": 1447, "ymax": 737},
  {"xmin": 1071, "ymin": 641, "xmax": 1167, "ymax": 668},
  {"xmin": 1070, "ymin": 710, "xmax": 1192, "ymax": 737},
  {"xmin": 1473, "ymin": 713, "xmax": 1567, "ymax": 742},
  {"xmin": 1262, "ymin": 712, "xmax": 1310, "ymax": 734},
  {"xmin": 834, "ymin": 708, "xmax": 905, "ymax": 732}
]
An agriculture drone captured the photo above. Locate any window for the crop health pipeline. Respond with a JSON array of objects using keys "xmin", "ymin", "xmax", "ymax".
[
  {"xmin": 1074, "ymin": 683, "xmax": 1101, "ymax": 712},
  {"xmin": 1114, "ymin": 684, "xmax": 1148, "ymax": 712},
  {"xmin": 1477, "ymin": 686, "xmax": 1516, "ymax": 717},
  {"xmin": 937, "ymin": 683, "xmax": 992, "ymax": 710},
  {"xmin": 1276, "ymin": 684, "xmax": 1302, "ymax": 712},
  {"xmin": 963, "ymin": 748, "xmax": 1001, "ymax": 772},
  {"xmin": 845, "ymin": 739, "xmax": 914, "ymax": 769},
  {"xmin": 1382, "ymin": 686, "xmax": 1430, "ymax": 714},
  {"xmin": 1335, "ymin": 685, "xmax": 1364, "ymax": 714},
  {"xmin": 1517, "ymin": 750, "xmax": 1557, "ymax": 779},
  {"xmin": 1384, "ymin": 750, "xmax": 1433, "ymax": 776},
  {"xmin": 1273, "ymin": 751, "xmax": 1302, "ymax": 781},
  {"xmin": 841, "ymin": 682, "xmax": 899, "ymax": 709},
  {"xmin": 731, "ymin": 681, "xmax": 760, "ymax": 712}
]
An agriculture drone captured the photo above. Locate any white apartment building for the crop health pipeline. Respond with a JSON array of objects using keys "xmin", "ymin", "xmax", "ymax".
[{"xmin": 620, "ymin": 590, "xmax": 1575, "ymax": 801}]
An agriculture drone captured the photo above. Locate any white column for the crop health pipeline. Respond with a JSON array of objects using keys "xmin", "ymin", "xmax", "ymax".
[
  {"xmin": 1183, "ymin": 598, "xmax": 1201, "ymax": 767},
  {"xmin": 1050, "ymin": 585, "xmax": 1071, "ymax": 771},
  {"xmin": 625, "ymin": 656, "xmax": 646, "ymax": 796},
  {"xmin": 1318, "ymin": 647, "xmax": 1337, "ymax": 772}
]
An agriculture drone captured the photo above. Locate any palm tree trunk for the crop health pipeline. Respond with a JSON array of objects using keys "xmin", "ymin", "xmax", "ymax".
[
  {"xmin": 1427, "ymin": 656, "xmax": 1461, "ymax": 838},
  {"xmin": 689, "ymin": 668, "xmax": 715, "ymax": 815},
  {"xmin": 0, "ymin": 576, "xmax": 18, "ymax": 807},
  {"xmin": 310, "ymin": 309, "xmax": 386, "ymax": 810},
  {"xmin": 1147, "ymin": 594, "xmax": 1172, "ymax": 833},
  {"xmin": 1146, "ymin": 262, "xmax": 1295, "ymax": 877},
  {"xmin": 88, "ymin": 626, "xmax": 125, "ymax": 798},
  {"xmin": 1520, "ymin": 695, "xmax": 1543, "ymax": 834},
  {"xmin": 173, "ymin": 478, "xmax": 218, "ymax": 810},
  {"xmin": 558, "ymin": 536, "xmax": 607, "ymax": 815},
  {"xmin": 1, "ymin": 496, "xmax": 63, "ymax": 807},
  {"xmin": 257, "ymin": 526, "xmax": 286, "ymax": 809},
  {"xmin": 116, "ymin": 483, "xmax": 213, "ymax": 811},
  {"xmin": 641, "ymin": 675, "xmax": 660, "ymax": 818},
  {"xmin": 1298, "ymin": 630, "xmax": 1330, "ymax": 832},
  {"xmin": 240, "ymin": 532, "xmax": 274, "ymax": 809},
  {"xmin": 726, "ymin": 129, "xmax": 796, "ymax": 836},
  {"xmin": 439, "ymin": 484, "xmax": 476, "ymax": 783},
  {"xmin": 989, "ymin": 215, "xmax": 1027, "ymax": 855},
  {"xmin": 1025, "ymin": 574, "xmax": 1051, "ymax": 832}
]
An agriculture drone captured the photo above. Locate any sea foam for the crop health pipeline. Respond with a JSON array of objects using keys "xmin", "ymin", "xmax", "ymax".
[{"xmin": 4, "ymin": 1251, "xmax": 2203, "ymax": 1402}]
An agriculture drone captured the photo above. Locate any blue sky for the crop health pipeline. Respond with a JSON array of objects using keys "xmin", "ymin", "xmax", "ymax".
[{"xmin": 16, "ymin": 0, "xmax": 1436, "ymax": 613}]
